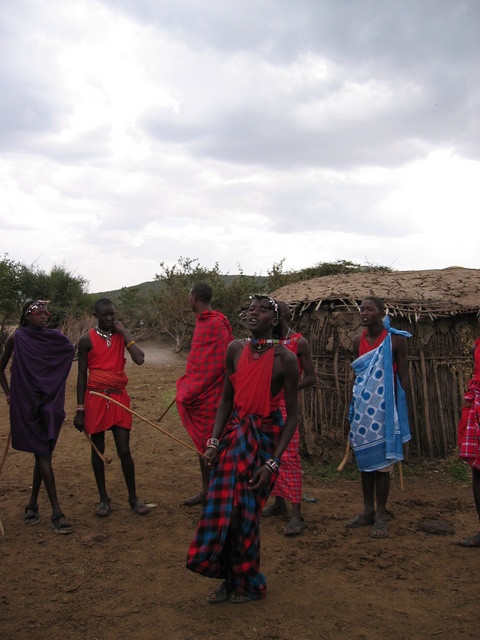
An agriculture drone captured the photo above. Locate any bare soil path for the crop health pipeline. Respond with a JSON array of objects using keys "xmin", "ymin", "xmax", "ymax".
[{"xmin": 0, "ymin": 338, "xmax": 477, "ymax": 639}]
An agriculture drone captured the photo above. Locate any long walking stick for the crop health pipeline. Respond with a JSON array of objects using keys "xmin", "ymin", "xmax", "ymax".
[
  {"xmin": 156, "ymin": 398, "xmax": 176, "ymax": 423},
  {"xmin": 0, "ymin": 430, "xmax": 11, "ymax": 537},
  {"xmin": 82, "ymin": 430, "xmax": 113, "ymax": 465},
  {"xmin": 337, "ymin": 438, "xmax": 350, "ymax": 472},
  {"xmin": 398, "ymin": 461, "xmax": 404, "ymax": 491},
  {"xmin": 89, "ymin": 391, "xmax": 207, "ymax": 458},
  {"xmin": 0, "ymin": 430, "xmax": 11, "ymax": 478}
]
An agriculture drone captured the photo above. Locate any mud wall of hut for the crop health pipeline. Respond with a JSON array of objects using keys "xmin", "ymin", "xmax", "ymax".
[{"xmin": 294, "ymin": 303, "xmax": 476, "ymax": 461}]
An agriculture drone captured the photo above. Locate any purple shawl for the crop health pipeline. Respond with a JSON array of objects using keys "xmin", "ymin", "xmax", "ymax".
[{"xmin": 9, "ymin": 326, "xmax": 75, "ymax": 454}]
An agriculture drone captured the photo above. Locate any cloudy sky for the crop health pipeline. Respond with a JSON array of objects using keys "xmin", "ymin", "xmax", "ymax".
[{"xmin": 1, "ymin": 0, "xmax": 479, "ymax": 293}]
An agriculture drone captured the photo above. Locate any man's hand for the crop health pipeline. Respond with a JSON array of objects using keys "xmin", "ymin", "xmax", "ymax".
[
  {"xmin": 112, "ymin": 320, "xmax": 126, "ymax": 333},
  {"xmin": 73, "ymin": 412, "xmax": 85, "ymax": 432},
  {"xmin": 248, "ymin": 466, "xmax": 272, "ymax": 491},
  {"xmin": 204, "ymin": 446, "xmax": 219, "ymax": 468}
]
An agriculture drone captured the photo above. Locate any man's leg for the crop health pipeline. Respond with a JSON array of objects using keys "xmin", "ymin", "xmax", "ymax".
[
  {"xmin": 345, "ymin": 471, "xmax": 376, "ymax": 528},
  {"xmin": 112, "ymin": 426, "xmax": 148, "ymax": 514},
  {"xmin": 90, "ymin": 431, "xmax": 109, "ymax": 503},
  {"xmin": 458, "ymin": 467, "xmax": 480, "ymax": 546},
  {"xmin": 472, "ymin": 467, "xmax": 480, "ymax": 520},
  {"xmin": 36, "ymin": 453, "xmax": 72, "ymax": 533},
  {"xmin": 25, "ymin": 455, "xmax": 42, "ymax": 518},
  {"xmin": 371, "ymin": 470, "xmax": 390, "ymax": 538},
  {"xmin": 182, "ymin": 455, "xmax": 209, "ymax": 506}
]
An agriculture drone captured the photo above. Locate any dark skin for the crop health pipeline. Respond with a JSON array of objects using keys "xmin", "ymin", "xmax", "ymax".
[
  {"xmin": 348, "ymin": 298, "xmax": 409, "ymax": 538},
  {"xmin": 204, "ymin": 297, "xmax": 299, "ymax": 602},
  {"xmin": 0, "ymin": 307, "xmax": 72, "ymax": 532},
  {"xmin": 73, "ymin": 301, "xmax": 146, "ymax": 511},
  {"xmin": 265, "ymin": 301, "xmax": 316, "ymax": 531}
]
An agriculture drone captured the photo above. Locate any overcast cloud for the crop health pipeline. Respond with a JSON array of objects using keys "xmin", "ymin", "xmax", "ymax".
[{"xmin": 1, "ymin": 0, "xmax": 479, "ymax": 292}]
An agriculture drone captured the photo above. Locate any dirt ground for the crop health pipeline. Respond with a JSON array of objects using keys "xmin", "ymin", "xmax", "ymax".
[{"xmin": 0, "ymin": 336, "xmax": 478, "ymax": 640}]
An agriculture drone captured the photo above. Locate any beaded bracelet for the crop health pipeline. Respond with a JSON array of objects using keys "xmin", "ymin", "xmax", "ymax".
[
  {"xmin": 76, "ymin": 405, "xmax": 85, "ymax": 412},
  {"xmin": 206, "ymin": 437, "xmax": 220, "ymax": 449},
  {"xmin": 125, "ymin": 340, "xmax": 136, "ymax": 349},
  {"xmin": 264, "ymin": 457, "xmax": 281, "ymax": 474}
]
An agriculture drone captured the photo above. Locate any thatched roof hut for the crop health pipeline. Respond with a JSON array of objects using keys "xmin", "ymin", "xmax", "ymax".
[{"xmin": 271, "ymin": 268, "xmax": 480, "ymax": 461}]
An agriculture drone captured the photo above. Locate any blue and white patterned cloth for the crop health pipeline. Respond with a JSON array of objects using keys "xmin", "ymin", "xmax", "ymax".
[{"xmin": 349, "ymin": 316, "xmax": 412, "ymax": 472}]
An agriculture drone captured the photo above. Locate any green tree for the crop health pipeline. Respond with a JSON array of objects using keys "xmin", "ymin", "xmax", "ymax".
[
  {"xmin": 0, "ymin": 255, "xmax": 91, "ymax": 348},
  {"xmin": 151, "ymin": 258, "xmax": 227, "ymax": 352}
]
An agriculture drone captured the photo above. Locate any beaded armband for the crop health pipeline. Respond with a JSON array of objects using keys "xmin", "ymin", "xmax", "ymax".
[
  {"xmin": 206, "ymin": 437, "xmax": 220, "ymax": 449},
  {"xmin": 264, "ymin": 457, "xmax": 281, "ymax": 474}
]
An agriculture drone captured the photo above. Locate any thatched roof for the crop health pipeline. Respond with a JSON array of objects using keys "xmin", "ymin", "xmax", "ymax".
[{"xmin": 271, "ymin": 267, "xmax": 480, "ymax": 320}]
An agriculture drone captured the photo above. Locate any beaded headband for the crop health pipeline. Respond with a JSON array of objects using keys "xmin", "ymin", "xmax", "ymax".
[
  {"xmin": 248, "ymin": 294, "xmax": 279, "ymax": 320},
  {"xmin": 26, "ymin": 300, "xmax": 51, "ymax": 315}
]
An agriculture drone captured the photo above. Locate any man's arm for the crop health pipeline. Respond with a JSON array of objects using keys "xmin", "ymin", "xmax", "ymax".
[
  {"xmin": 73, "ymin": 334, "xmax": 90, "ymax": 432},
  {"xmin": 273, "ymin": 350, "xmax": 299, "ymax": 459},
  {"xmin": 297, "ymin": 337, "xmax": 316, "ymax": 390},
  {"xmin": 0, "ymin": 334, "xmax": 14, "ymax": 399},
  {"xmin": 352, "ymin": 335, "xmax": 361, "ymax": 359},
  {"xmin": 113, "ymin": 320, "xmax": 144, "ymax": 365}
]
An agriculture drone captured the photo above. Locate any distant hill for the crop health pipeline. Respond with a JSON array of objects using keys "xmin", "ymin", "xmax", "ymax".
[
  {"xmin": 93, "ymin": 274, "xmax": 268, "ymax": 300},
  {"xmin": 93, "ymin": 279, "xmax": 163, "ymax": 300}
]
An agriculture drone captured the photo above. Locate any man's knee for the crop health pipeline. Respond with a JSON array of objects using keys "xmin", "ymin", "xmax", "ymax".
[{"xmin": 117, "ymin": 447, "xmax": 133, "ymax": 462}]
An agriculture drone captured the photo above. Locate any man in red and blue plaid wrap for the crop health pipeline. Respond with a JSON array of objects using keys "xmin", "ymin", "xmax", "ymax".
[
  {"xmin": 176, "ymin": 283, "xmax": 233, "ymax": 506},
  {"xmin": 186, "ymin": 295, "xmax": 299, "ymax": 604}
]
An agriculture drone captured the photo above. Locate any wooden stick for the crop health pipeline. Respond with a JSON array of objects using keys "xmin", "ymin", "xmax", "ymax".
[
  {"xmin": 89, "ymin": 391, "xmax": 206, "ymax": 458},
  {"xmin": 337, "ymin": 438, "xmax": 350, "ymax": 472},
  {"xmin": 82, "ymin": 430, "xmax": 112, "ymax": 464},
  {"xmin": 0, "ymin": 431, "xmax": 10, "ymax": 537},
  {"xmin": 157, "ymin": 398, "xmax": 176, "ymax": 423},
  {"xmin": 398, "ymin": 460, "xmax": 404, "ymax": 491},
  {"xmin": 0, "ymin": 430, "xmax": 11, "ymax": 478}
]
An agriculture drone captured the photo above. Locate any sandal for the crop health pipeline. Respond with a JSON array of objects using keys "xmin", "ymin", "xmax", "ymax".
[
  {"xmin": 284, "ymin": 517, "xmax": 305, "ymax": 536},
  {"xmin": 24, "ymin": 505, "xmax": 40, "ymax": 526},
  {"xmin": 129, "ymin": 498, "xmax": 149, "ymax": 516},
  {"xmin": 370, "ymin": 520, "xmax": 389, "ymax": 539},
  {"xmin": 206, "ymin": 581, "xmax": 234, "ymax": 603},
  {"xmin": 95, "ymin": 499, "xmax": 112, "ymax": 518},
  {"xmin": 457, "ymin": 532, "xmax": 480, "ymax": 547},
  {"xmin": 51, "ymin": 513, "xmax": 73, "ymax": 535},
  {"xmin": 182, "ymin": 493, "xmax": 207, "ymax": 506},
  {"xmin": 345, "ymin": 512, "xmax": 375, "ymax": 528},
  {"xmin": 230, "ymin": 591, "xmax": 255, "ymax": 604}
]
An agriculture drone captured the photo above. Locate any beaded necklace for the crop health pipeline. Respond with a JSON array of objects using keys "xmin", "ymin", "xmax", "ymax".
[
  {"xmin": 94, "ymin": 325, "xmax": 113, "ymax": 348},
  {"xmin": 245, "ymin": 337, "xmax": 295, "ymax": 346},
  {"xmin": 246, "ymin": 338, "xmax": 284, "ymax": 360}
]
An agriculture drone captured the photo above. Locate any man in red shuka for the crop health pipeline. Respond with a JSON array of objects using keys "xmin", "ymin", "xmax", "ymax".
[
  {"xmin": 74, "ymin": 298, "xmax": 148, "ymax": 517},
  {"xmin": 176, "ymin": 283, "xmax": 233, "ymax": 506}
]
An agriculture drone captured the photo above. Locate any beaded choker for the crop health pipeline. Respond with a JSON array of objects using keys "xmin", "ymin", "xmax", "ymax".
[
  {"xmin": 245, "ymin": 338, "xmax": 294, "ymax": 346},
  {"xmin": 94, "ymin": 326, "xmax": 113, "ymax": 348}
]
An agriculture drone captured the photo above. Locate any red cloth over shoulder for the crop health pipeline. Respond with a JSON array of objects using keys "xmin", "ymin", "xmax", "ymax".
[{"xmin": 359, "ymin": 328, "xmax": 388, "ymax": 355}]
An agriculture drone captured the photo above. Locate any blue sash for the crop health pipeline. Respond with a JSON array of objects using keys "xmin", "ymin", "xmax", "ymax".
[{"xmin": 349, "ymin": 317, "xmax": 411, "ymax": 471}]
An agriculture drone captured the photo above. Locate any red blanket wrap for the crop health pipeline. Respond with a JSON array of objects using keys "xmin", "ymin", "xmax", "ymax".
[
  {"xmin": 459, "ymin": 338, "xmax": 480, "ymax": 470},
  {"xmin": 187, "ymin": 345, "xmax": 283, "ymax": 599},
  {"xmin": 272, "ymin": 333, "xmax": 303, "ymax": 503},
  {"xmin": 176, "ymin": 310, "xmax": 233, "ymax": 450},
  {"xmin": 84, "ymin": 329, "xmax": 131, "ymax": 434}
]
